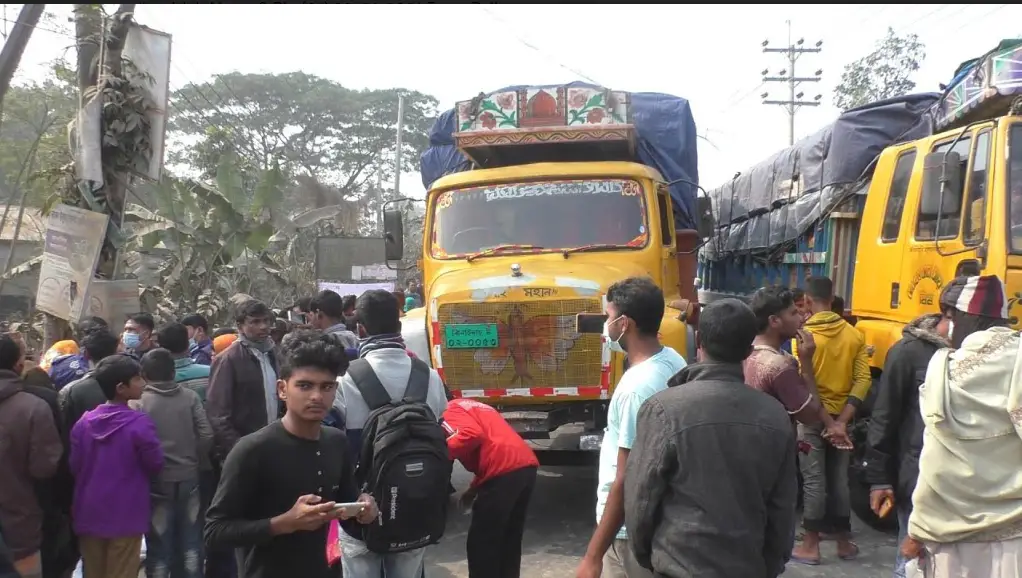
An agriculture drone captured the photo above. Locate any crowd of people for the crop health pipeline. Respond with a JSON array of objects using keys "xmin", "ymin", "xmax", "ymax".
[
  {"xmin": 2, "ymin": 271, "xmax": 1019, "ymax": 578},
  {"xmin": 0, "ymin": 281, "xmax": 540, "ymax": 578},
  {"xmin": 574, "ymin": 273, "xmax": 1022, "ymax": 578}
]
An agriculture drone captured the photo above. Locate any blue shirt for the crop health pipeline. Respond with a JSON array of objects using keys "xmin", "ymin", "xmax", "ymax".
[{"xmin": 596, "ymin": 346, "xmax": 687, "ymax": 540}]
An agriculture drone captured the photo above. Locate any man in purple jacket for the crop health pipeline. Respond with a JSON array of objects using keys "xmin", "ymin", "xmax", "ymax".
[{"xmin": 69, "ymin": 354, "xmax": 164, "ymax": 578}]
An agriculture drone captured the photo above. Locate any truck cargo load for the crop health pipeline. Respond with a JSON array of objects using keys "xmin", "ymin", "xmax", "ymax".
[
  {"xmin": 702, "ymin": 93, "xmax": 938, "ymax": 261},
  {"xmin": 420, "ymin": 81, "xmax": 701, "ymax": 231}
]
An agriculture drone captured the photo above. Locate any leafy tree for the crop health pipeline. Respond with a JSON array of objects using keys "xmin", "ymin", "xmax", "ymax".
[
  {"xmin": 0, "ymin": 60, "xmax": 78, "ymax": 207},
  {"xmin": 832, "ymin": 28, "xmax": 926, "ymax": 111},
  {"xmin": 125, "ymin": 157, "xmax": 296, "ymax": 323},
  {"xmin": 168, "ymin": 72, "xmax": 438, "ymax": 221}
]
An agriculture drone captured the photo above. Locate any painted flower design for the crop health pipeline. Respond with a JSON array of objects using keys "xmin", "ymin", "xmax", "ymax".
[
  {"xmin": 586, "ymin": 108, "xmax": 606, "ymax": 124},
  {"xmin": 569, "ymin": 90, "xmax": 587, "ymax": 109},
  {"xmin": 480, "ymin": 112, "xmax": 497, "ymax": 129},
  {"xmin": 495, "ymin": 93, "xmax": 514, "ymax": 110}
]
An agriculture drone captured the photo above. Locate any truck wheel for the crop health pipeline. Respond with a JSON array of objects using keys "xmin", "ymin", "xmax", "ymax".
[{"xmin": 848, "ymin": 418, "xmax": 898, "ymax": 534}]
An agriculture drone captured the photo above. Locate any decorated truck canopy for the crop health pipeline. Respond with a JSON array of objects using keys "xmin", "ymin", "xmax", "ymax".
[
  {"xmin": 420, "ymin": 82, "xmax": 700, "ymax": 231},
  {"xmin": 702, "ymin": 92, "xmax": 938, "ymax": 259},
  {"xmin": 931, "ymin": 38, "xmax": 1022, "ymax": 132}
]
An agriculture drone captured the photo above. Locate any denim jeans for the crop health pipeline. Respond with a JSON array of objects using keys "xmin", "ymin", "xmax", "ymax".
[
  {"xmin": 146, "ymin": 479, "xmax": 203, "ymax": 578},
  {"xmin": 894, "ymin": 505, "xmax": 911, "ymax": 578},
  {"xmin": 338, "ymin": 530, "xmax": 426, "ymax": 578}
]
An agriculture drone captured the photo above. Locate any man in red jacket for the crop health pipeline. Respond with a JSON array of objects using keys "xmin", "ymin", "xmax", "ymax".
[{"xmin": 442, "ymin": 398, "xmax": 539, "ymax": 578}]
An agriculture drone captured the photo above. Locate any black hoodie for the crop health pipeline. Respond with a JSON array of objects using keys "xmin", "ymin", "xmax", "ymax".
[{"xmin": 864, "ymin": 314, "xmax": 950, "ymax": 503}]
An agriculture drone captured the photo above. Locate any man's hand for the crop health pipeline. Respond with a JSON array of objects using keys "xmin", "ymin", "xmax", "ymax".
[
  {"xmin": 796, "ymin": 329, "xmax": 816, "ymax": 361},
  {"xmin": 900, "ymin": 535, "xmax": 925, "ymax": 560},
  {"xmin": 823, "ymin": 421, "xmax": 853, "ymax": 450},
  {"xmin": 354, "ymin": 493, "xmax": 378, "ymax": 525},
  {"xmin": 575, "ymin": 555, "xmax": 603, "ymax": 578},
  {"xmin": 458, "ymin": 487, "xmax": 477, "ymax": 512},
  {"xmin": 273, "ymin": 494, "xmax": 335, "ymax": 534},
  {"xmin": 871, "ymin": 488, "xmax": 895, "ymax": 517}
]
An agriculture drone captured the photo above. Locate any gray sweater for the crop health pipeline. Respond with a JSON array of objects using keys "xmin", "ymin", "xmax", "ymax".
[{"xmin": 137, "ymin": 381, "xmax": 213, "ymax": 482}]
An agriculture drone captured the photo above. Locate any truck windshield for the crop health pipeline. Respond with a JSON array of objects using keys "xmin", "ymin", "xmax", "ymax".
[
  {"xmin": 1011, "ymin": 124, "xmax": 1022, "ymax": 253},
  {"xmin": 430, "ymin": 178, "xmax": 649, "ymax": 258}
]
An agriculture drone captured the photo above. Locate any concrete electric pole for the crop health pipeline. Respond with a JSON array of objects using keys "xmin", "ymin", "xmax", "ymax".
[{"xmin": 761, "ymin": 20, "xmax": 823, "ymax": 146}]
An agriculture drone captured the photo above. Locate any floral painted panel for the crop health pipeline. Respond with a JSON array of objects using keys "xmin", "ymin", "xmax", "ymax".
[{"xmin": 456, "ymin": 85, "xmax": 631, "ymax": 132}]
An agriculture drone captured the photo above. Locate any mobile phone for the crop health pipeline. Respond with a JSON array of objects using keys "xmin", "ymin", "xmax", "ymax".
[
  {"xmin": 576, "ymin": 313, "xmax": 609, "ymax": 335},
  {"xmin": 332, "ymin": 502, "xmax": 366, "ymax": 518}
]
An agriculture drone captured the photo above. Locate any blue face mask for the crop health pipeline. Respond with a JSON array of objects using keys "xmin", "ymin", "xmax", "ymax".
[{"xmin": 122, "ymin": 332, "xmax": 141, "ymax": 349}]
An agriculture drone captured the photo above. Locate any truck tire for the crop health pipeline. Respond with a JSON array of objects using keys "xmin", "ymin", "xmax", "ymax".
[{"xmin": 848, "ymin": 418, "xmax": 898, "ymax": 534}]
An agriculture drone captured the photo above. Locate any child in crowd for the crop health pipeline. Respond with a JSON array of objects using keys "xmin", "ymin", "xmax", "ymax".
[{"xmin": 70, "ymin": 354, "xmax": 164, "ymax": 578}]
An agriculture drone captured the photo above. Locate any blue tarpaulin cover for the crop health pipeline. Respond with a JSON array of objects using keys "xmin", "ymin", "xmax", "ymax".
[{"xmin": 420, "ymin": 82, "xmax": 701, "ymax": 231}]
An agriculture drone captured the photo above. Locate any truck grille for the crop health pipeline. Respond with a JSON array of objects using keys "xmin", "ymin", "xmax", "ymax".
[{"xmin": 437, "ymin": 298, "xmax": 603, "ymax": 390}]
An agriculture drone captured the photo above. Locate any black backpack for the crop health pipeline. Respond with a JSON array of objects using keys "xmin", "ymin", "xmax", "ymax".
[{"xmin": 348, "ymin": 357, "xmax": 452, "ymax": 554}]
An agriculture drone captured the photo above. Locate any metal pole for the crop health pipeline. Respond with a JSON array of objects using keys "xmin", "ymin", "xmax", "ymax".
[
  {"xmin": 0, "ymin": 4, "xmax": 44, "ymax": 106},
  {"xmin": 394, "ymin": 94, "xmax": 404, "ymax": 199}
]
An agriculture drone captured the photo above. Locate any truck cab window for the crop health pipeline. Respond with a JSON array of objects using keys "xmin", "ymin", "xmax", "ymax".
[
  {"xmin": 916, "ymin": 136, "xmax": 971, "ymax": 241},
  {"xmin": 963, "ymin": 130, "xmax": 991, "ymax": 245},
  {"xmin": 881, "ymin": 150, "xmax": 917, "ymax": 242},
  {"xmin": 657, "ymin": 185, "xmax": 673, "ymax": 246},
  {"xmin": 1009, "ymin": 124, "xmax": 1022, "ymax": 252}
]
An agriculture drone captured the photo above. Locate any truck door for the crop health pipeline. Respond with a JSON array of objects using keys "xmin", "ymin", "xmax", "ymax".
[
  {"xmin": 859, "ymin": 147, "xmax": 917, "ymax": 318},
  {"xmin": 902, "ymin": 129, "xmax": 990, "ymax": 318}
]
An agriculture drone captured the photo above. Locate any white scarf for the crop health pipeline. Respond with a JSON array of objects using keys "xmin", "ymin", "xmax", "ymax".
[{"xmin": 910, "ymin": 327, "xmax": 1022, "ymax": 543}]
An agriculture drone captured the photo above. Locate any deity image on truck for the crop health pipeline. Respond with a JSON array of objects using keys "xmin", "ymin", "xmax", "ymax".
[{"xmin": 382, "ymin": 82, "xmax": 710, "ymax": 463}]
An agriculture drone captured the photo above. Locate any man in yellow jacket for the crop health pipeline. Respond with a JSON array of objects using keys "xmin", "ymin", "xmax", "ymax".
[{"xmin": 790, "ymin": 276, "xmax": 871, "ymax": 566}]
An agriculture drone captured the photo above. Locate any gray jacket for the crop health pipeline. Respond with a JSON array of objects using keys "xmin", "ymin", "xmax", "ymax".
[
  {"xmin": 623, "ymin": 363, "xmax": 797, "ymax": 578},
  {"xmin": 136, "ymin": 381, "xmax": 213, "ymax": 483}
]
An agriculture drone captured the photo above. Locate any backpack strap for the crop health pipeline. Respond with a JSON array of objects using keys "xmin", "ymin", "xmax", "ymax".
[
  {"xmin": 348, "ymin": 359, "xmax": 392, "ymax": 411},
  {"xmin": 402, "ymin": 357, "xmax": 431, "ymax": 404}
]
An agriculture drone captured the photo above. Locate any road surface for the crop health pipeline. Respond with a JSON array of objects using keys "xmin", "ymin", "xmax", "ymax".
[{"xmin": 426, "ymin": 462, "xmax": 900, "ymax": 578}]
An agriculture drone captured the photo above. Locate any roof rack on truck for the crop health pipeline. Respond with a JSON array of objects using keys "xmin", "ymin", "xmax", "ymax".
[
  {"xmin": 420, "ymin": 81, "xmax": 701, "ymax": 232},
  {"xmin": 931, "ymin": 39, "xmax": 1022, "ymax": 132},
  {"xmin": 452, "ymin": 86, "xmax": 636, "ymax": 167}
]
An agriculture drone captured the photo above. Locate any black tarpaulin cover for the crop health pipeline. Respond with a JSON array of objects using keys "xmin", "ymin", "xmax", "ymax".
[{"xmin": 703, "ymin": 92, "xmax": 939, "ymax": 258}]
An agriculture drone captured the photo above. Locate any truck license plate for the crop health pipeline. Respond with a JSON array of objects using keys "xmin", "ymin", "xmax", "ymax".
[{"xmin": 444, "ymin": 323, "xmax": 499, "ymax": 349}]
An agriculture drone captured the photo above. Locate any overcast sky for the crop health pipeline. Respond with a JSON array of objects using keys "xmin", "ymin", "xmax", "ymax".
[{"xmin": 7, "ymin": 3, "xmax": 1019, "ymax": 199}]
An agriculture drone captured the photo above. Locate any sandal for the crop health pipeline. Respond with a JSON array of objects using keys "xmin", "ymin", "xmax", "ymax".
[
  {"xmin": 790, "ymin": 554, "xmax": 821, "ymax": 566},
  {"xmin": 838, "ymin": 542, "xmax": 860, "ymax": 561}
]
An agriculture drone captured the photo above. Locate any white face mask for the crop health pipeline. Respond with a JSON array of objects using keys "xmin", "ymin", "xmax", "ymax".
[
  {"xmin": 948, "ymin": 320, "xmax": 955, "ymax": 342},
  {"xmin": 603, "ymin": 315, "xmax": 626, "ymax": 354}
]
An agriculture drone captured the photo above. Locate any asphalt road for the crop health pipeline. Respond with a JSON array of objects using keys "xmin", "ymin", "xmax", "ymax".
[{"xmin": 426, "ymin": 460, "xmax": 900, "ymax": 578}]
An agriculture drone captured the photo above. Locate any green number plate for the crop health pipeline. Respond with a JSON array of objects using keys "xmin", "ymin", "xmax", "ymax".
[{"xmin": 444, "ymin": 323, "xmax": 499, "ymax": 349}]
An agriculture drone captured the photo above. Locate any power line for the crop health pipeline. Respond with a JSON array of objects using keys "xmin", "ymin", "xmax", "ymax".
[
  {"xmin": 761, "ymin": 20, "xmax": 823, "ymax": 146},
  {"xmin": 478, "ymin": 6, "xmax": 602, "ymax": 85}
]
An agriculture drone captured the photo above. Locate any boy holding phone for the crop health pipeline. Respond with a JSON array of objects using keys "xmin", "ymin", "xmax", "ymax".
[{"xmin": 204, "ymin": 330, "xmax": 377, "ymax": 578}]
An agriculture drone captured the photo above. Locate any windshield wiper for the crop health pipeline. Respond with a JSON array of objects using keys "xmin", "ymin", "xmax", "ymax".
[
  {"xmin": 562, "ymin": 244, "xmax": 629, "ymax": 258},
  {"xmin": 466, "ymin": 244, "xmax": 544, "ymax": 263}
]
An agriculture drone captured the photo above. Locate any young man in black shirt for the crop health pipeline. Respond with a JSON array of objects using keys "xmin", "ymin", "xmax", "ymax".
[{"xmin": 204, "ymin": 330, "xmax": 377, "ymax": 578}]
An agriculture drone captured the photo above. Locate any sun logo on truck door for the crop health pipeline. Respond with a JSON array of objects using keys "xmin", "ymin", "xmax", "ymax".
[{"xmin": 450, "ymin": 307, "xmax": 581, "ymax": 386}]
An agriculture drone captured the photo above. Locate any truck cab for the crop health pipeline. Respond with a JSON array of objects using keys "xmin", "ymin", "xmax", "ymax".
[{"xmin": 386, "ymin": 83, "xmax": 706, "ymax": 461}]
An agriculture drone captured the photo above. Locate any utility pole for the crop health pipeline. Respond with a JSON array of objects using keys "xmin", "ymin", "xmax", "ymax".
[
  {"xmin": 761, "ymin": 20, "xmax": 823, "ymax": 146},
  {"xmin": 0, "ymin": 4, "xmax": 44, "ymax": 106},
  {"xmin": 393, "ymin": 94, "xmax": 404, "ymax": 199}
]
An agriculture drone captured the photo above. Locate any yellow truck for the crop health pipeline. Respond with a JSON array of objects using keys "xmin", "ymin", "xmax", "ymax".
[
  {"xmin": 385, "ymin": 83, "xmax": 710, "ymax": 462},
  {"xmin": 699, "ymin": 39, "xmax": 1022, "ymax": 529}
]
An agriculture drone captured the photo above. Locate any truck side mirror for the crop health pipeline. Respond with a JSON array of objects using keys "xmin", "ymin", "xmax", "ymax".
[
  {"xmin": 696, "ymin": 195, "xmax": 714, "ymax": 240},
  {"xmin": 920, "ymin": 151, "xmax": 963, "ymax": 217},
  {"xmin": 383, "ymin": 209, "xmax": 404, "ymax": 261}
]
